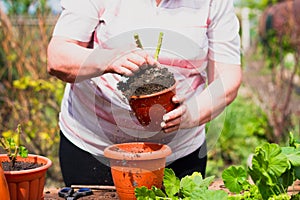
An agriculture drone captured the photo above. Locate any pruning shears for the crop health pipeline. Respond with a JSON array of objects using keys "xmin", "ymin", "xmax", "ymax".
[{"xmin": 58, "ymin": 187, "xmax": 93, "ymax": 200}]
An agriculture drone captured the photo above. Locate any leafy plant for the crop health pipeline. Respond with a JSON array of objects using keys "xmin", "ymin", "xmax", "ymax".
[
  {"xmin": 222, "ymin": 132, "xmax": 300, "ymax": 200},
  {"xmin": 135, "ymin": 168, "xmax": 228, "ymax": 200},
  {"xmin": 0, "ymin": 124, "xmax": 28, "ymax": 169}
]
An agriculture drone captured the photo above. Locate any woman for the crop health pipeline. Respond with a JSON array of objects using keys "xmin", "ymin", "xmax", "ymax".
[{"xmin": 47, "ymin": 0, "xmax": 242, "ymax": 186}]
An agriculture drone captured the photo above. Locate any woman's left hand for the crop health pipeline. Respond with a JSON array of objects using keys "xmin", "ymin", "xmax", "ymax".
[{"xmin": 161, "ymin": 95, "xmax": 200, "ymax": 133}]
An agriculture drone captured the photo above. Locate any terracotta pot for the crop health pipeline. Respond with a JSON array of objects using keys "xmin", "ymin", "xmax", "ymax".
[
  {"xmin": 0, "ymin": 154, "xmax": 52, "ymax": 200},
  {"xmin": 0, "ymin": 163, "xmax": 10, "ymax": 200},
  {"xmin": 104, "ymin": 142, "xmax": 172, "ymax": 200},
  {"xmin": 129, "ymin": 83, "xmax": 177, "ymax": 130}
]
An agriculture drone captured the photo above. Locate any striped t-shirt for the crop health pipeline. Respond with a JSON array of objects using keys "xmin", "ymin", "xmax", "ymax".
[{"xmin": 52, "ymin": 0, "xmax": 241, "ymax": 162}]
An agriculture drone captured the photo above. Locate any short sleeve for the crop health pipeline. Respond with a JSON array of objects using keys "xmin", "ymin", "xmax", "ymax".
[
  {"xmin": 52, "ymin": 0, "xmax": 105, "ymax": 42},
  {"xmin": 207, "ymin": 0, "xmax": 241, "ymax": 65}
]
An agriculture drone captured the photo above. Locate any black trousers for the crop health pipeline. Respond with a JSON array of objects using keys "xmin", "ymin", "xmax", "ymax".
[{"xmin": 59, "ymin": 131, "xmax": 207, "ymax": 186}]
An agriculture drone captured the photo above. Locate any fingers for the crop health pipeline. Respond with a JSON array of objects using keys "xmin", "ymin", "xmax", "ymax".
[
  {"xmin": 109, "ymin": 58, "xmax": 139, "ymax": 76},
  {"xmin": 172, "ymin": 95, "xmax": 185, "ymax": 104},
  {"xmin": 161, "ymin": 104, "xmax": 187, "ymax": 133},
  {"xmin": 108, "ymin": 48, "xmax": 158, "ymax": 76},
  {"xmin": 161, "ymin": 95, "xmax": 185, "ymax": 124},
  {"xmin": 145, "ymin": 54, "xmax": 158, "ymax": 66},
  {"xmin": 133, "ymin": 49, "xmax": 158, "ymax": 66},
  {"xmin": 127, "ymin": 52, "xmax": 147, "ymax": 66},
  {"xmin": 108, "ymin": 53, "xmax": 145, "ymax": 76},
  {"xmin": 161, "ymin": 116, "xmax": 182, "ymax": 133}
]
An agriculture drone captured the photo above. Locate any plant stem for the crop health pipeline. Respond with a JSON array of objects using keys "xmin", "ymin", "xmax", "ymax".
[
  {"xmin": 16, "ymin": 124, "xmax": 21, "ymax": 147},
  {"xmin": 134, "ymin": 33, "xmax": 143, "ymax": 49},
  {"xmin": 154, "ymin": 32, "xmax": 163, "ymax": 61}
]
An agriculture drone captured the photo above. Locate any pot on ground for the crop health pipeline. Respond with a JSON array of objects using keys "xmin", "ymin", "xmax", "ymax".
[
  {"xmin": 104, "ymin": 142, "xmax": 172, "ymax": 200},
  {"xmin": 129, "ymin": 82, "xmax": 177, "ymax": 130},
  {"xmin": 0, "ymin": 154, "xmax": 52, "ymax": 200}
]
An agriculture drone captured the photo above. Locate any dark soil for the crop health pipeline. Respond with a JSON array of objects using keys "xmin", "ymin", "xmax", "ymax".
[
  {"xmin": 2, "ymin": 161, "xmax": 44, "ymax": 171},
  {"xmin": 117, "ymin": 65, "xmax": 175, "ymax": 99}
]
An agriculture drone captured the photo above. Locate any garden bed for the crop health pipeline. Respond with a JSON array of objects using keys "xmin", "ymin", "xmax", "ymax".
[
  {"xmin": 44, "ymin": 180, "xmax": 225, "ymax": 199},
  {"xmin": 43, "ymin": 180, "xmax": 300, "ymax": 199}
]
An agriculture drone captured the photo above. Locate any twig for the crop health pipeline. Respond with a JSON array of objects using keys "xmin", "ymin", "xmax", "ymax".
[
  {"xmin": 71, "ymin": 185, "xmax": 116, "ymax": 191},
  {"xmin": 134, "ymin": 32, "xmax": 164, "ymax": 61},
  {"xmin": 154, "ymin": 32, "xmax": 164, "ymax": 61},
  {"xmin": 134, "ymin": 33, "xmax": 143, "ymax": 49}
]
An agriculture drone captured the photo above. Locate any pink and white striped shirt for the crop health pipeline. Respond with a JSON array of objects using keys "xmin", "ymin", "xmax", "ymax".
[{"xmin": 53, "ymin": 0, "xmax": 241, "ymax": 162}]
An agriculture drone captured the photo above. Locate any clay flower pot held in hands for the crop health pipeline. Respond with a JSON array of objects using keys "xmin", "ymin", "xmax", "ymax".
[
  {"xmin": 129, "ymin": 82, "xmax": 177, "ymax": 129},
  {"xmin": 104, "ymin": 142, "xmax": 172, "ymax": 200},
  {"xmin": 117, "ymin": 63, "xmax": 178, "ymax": 130}
]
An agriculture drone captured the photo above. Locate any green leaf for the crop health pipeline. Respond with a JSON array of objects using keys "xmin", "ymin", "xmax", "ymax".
[
  {"xmin": 7, "ymin": 138, "xmax": 16, "ymax": 148},
  {"xmin": 249, "ymin": 143, "xmax": 290, "ymax": 199},
  {"xmin": 222, "ymin": 165, "xmax": 248, "ymax": 193},
  {"xmin": 291, "ymin": 193, "xmax": 300, "ymax": 200},
  {"xmin": 253, "ymin": 143, "xmax": 289, "ymax": 178},
  {"xmin": 191, "ymin": 189, "xmax": 228, "ymax": 200},
  {"xmin": 180, "ymin": 175, "xmax": 197, "ymax": 197},
  {"xmin": 294, "ymin": 166, "xmax": 300, "ymax": 180},
  {"xmin": 135, "ymin": 186, "xmax": 156, "ymax": 200},
  {"xmin": 281, "ymin": 147, "xmax": 300, "ymax": 167},
  {"xmin": 180, "ymin": 172, "xmax": 214, "ymax": 198},
  {"xmin": 19, "ymin": 146, "xmax": 28, "ymax": 158},
  {"xmin": 194, "ymin": 174, "xmax": 214, "ymax": 188},
  {"xmin": 163, "ymin": 168, "xmax": 180, "ymax": 197},
  {"xmin": 278, "ymin": 169, "xmax": 295, "ymax": 190},
  {"xmin": 289, "ymin": 132, "xmax": 300, "ymax": 149},
  {"xmin": 151, "ymin": 186, "xmax": 167, "ymax": 198}
]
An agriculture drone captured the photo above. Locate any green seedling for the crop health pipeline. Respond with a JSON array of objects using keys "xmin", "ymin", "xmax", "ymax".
[
  {"xmin": 134, "ymin": 32, "xmax": 164, "ymax": 61},
  {"xmin": 0, "ymin": 124, "xmax": 28, "ymax": 169}
]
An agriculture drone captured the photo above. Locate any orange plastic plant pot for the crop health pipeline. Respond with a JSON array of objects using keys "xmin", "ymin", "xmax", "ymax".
[
  {"xmin": 0, "ymin": 164, "xmax": 10, "ymax": 200},
  {"xmin": 0, "ymin": 154, "xmax": 52, "ymax": 200},
  {"xmin": 104, "ymin": 142, "xmax": 172, "ymax": 200}
]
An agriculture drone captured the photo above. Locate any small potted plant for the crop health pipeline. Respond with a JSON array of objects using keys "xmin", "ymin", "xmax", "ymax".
[
  {"xmin": 117, "ymin": 33, "xmax": 178, "ymax": 130},
  {"xmin": 0, "ymin": 124, "xmax": 52, "ymax": 200}
]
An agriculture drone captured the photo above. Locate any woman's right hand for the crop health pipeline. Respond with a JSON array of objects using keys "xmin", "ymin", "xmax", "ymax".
[
  {"xmin": 105, "ymin": 48, "xmax": 157, "ymax": 76},
  {"xmin": 47, "ymin": 36, "xmax": 158, "ymax": 83}
]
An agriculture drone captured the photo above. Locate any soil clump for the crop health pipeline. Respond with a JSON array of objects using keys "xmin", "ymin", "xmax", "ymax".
[{"xmin": 117, "ymin": 65, "xmax": 175, "ymax": 99}]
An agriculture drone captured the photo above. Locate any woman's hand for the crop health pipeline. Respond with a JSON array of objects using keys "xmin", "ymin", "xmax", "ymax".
[
  {"xmin": 105, "ymin": 48, "xmax": 157, "ymax": 76},
  {"xmin": 160, "ymin": 60, "xmax": 242, "ymax": 134},
  {"xmin": 47, "ymin": 36, "xmax": 158, "ymax": 82},
  {"xmin": 160, "ymin": 95, "xmax": 200, "ymax": 133}
]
